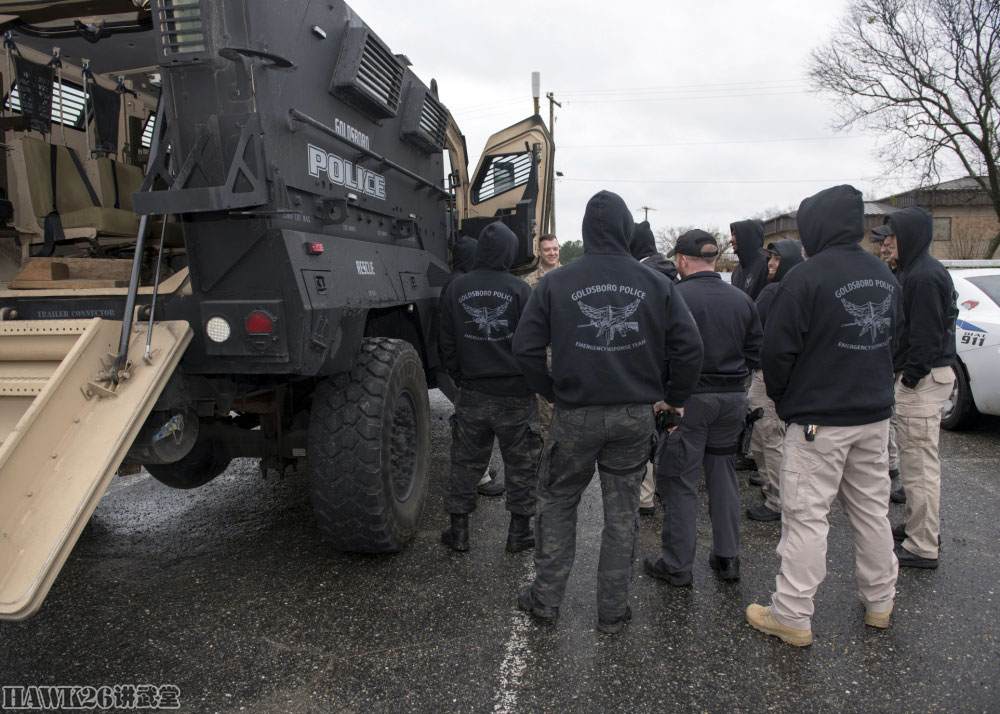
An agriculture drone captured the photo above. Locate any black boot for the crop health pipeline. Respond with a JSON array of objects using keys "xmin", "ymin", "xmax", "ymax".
[
  {"xmin": 441, "ymin": 514, "xmax": 469, "ymax": 552},
  {"xmin": 506, "ymin": 514, "xmax": 535, "ymax": 553},
  {"xmin": 889, "ymin": 469, "xmax": 907, "ymax": 503},
  {"xmin": 709, "ymin": 554, "xmax": 741, "ymax": 581}
]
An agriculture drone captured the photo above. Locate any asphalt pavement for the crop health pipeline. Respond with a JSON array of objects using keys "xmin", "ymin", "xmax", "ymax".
[{"xmin": 1, "ymin": 390, "xmax": 998, "ymax": 713}]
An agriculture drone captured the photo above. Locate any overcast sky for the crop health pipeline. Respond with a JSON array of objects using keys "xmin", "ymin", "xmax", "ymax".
[{"xmin": 351, "ymin": 0, "xmax": 934, "ymax": 242}]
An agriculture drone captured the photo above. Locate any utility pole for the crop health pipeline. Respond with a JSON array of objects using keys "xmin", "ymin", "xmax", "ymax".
[
  {"xmin": 531, "ymin": 71, "xmax": 540, "ymax": 116},
  {"xmin": 546, "ymin": 91, "xmax": 561, "ymax": 235},
  {"xmin": 639, "ymin": 206, "xmax": 656, "ymax": 222}
]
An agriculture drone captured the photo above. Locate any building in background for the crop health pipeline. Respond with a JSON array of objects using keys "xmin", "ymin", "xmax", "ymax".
[{"xmin": 762, "ymin": 177, "xmax": 999, "ymax": 259}]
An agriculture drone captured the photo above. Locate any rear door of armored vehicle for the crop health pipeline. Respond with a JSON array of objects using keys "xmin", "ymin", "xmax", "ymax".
[{"xmin": 456, "ymin": 116, "xmax": 554, "ymax": 270}]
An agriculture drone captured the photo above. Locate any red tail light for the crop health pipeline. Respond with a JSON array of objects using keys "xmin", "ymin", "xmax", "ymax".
[{"xmin": 245, "ymin": 311, "xmax": 274, "ymax": 334}]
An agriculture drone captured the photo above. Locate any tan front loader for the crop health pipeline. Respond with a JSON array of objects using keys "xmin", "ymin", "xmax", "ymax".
[{"xmin": 0, "ymin": 318, "xmax": 191, "ymax": 620}]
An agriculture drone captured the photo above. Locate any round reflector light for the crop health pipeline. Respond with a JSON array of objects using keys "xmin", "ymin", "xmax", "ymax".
[
  {"xmin": 206, "ymin": 316, "xmax": 231, "ymax": 343},
  {"xmin": 245, "ymin": 311, "xmax": 274, "ymax": 334}
]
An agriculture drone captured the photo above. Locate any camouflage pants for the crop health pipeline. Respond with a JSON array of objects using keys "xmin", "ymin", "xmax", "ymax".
[
  {"xmin": 444, "ymin": 390, "xmax": 542, "ymax": 516},
  {"xmin": 536, "ymin": 346, "xmax": 555, "ymax": 439},
  {"xmin": 537, "ymin": 395, "xmax": 553, "ymax": 439},
  {"xmin": 529, "ymin": 403, "xmax": 654, "ymax": 621}
]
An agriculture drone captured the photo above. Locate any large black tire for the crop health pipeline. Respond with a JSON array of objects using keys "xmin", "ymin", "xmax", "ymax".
[
  {"xmin": 145, "ymin": 436, "xmax": 231, "ymax": 489},
  {"xmin": 940, "ymin": 361, "xmax": 979, "ymax": 431},
  {"xmin": 308, "ymin": 337, "xmax": 431, "ymax": 552}
]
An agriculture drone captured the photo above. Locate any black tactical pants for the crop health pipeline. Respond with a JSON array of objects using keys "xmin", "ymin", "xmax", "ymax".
[
  {"xmin": 444, "ymin": 389, "xmax": 542, "ymax": 516},
  {"xmin": 657, "ymin": 391, "xmax": 747, "ymax": 573},
  {"xmin": 529, "ymin": 403, "xmax": 654, "ymax": 621}
]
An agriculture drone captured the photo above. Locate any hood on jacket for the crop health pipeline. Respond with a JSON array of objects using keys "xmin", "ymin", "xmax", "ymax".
[
  {"xmin": 582, "ymin": 190, "xmax": 634, "ymax": 256},
  {"xmin": 629, "ymin": 220, "xmax": 657, "ymax": 260},
  {"xmin": 729, "ymin": 219, "xmax": 765, "ymax": 266},
  {"xmin": 885, "ymin": 206, "xmax": 933, "ymax": 271},
  {"xmin": 796, "ymin": 184, "xmax": 864, "ymax": 257},
  {"xmin": 474, "ymin": 222, "xmax": 517, "ymax": 270},
  {"xmin": 452, "ymin": 235, "xmax": 477, "ymax": 274},
  {"xmin": 767, "ymin": 238, "xmax": 804, "ymax": 282}
]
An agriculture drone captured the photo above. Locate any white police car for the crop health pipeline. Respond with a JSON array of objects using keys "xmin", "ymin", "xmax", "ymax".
[{"xmin": 942, "ymin": 268, "xmax": 1000, "ymax": 429}]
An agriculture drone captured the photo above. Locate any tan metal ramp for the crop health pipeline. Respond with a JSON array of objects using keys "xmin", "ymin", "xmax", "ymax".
[{"xmin": 0, "ymin": 318, "xmax": 191, "ymax": 620}]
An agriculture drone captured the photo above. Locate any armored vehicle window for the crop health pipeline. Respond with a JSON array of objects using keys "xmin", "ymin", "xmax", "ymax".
[
  {"xmin": 472, "ymin": 152, "xmax": 532, "ymax": 204},
  {"xmin": 5, "ymin": 78, "xmax": 87, "ymax": 130}
]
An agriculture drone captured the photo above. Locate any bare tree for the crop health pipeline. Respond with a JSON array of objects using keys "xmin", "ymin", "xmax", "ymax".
[
  {"xmin": 752, "ymin": 204, "xmax": 797, "ymax": 222},
  {"xmin": 948, "ymin": 215, "xmax": 1000, "ymax": 258},
  {"xmin": 809, "ymin": 0, "xmax": 1000, "ymax": 256},
  {"xmin": 655, "ymin": 226, "xmax": 736, "ymax": 270}
]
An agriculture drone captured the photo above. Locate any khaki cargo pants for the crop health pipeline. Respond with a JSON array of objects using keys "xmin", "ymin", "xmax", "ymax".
[
  {"xmin": 887, "ymin": 407, "xmax": 899, "ymax": 473},
  {"xmin": 895, "ymin": 366, "xmax": 955, "ymax": 559},
  {"xmin": 748, "ymin": 370, "xmax": 784, "ymax": 512},
  {"xmin": 770, "ymin": 420, "xmax": 897, "ymax": 631}
]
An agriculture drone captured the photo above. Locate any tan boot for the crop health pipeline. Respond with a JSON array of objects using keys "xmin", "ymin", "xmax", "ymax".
[
  {"xmin": 864, "ymin": 601, "xmax": 894, "ymax": 629},
  {"xmin": 745, "ymin": 604, "xmax": 813, "ymax": 647}
]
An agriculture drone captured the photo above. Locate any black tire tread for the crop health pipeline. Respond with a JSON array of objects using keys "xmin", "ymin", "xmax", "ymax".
[
  {"xmin": 308, "ymin": 337, "xmax": 429, "ymax": 553},
  {"xmin": 941, "ymin": 361, "xmax": 979, "ymax": 431}
]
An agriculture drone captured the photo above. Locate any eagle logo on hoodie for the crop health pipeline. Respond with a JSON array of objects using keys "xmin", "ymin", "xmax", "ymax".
[
  {"xmin": 840, "ymin": 296, "xmax": 892, "ymax": 343},
  {"xmin": 463, "ymin": 301, "xmax": 511, "ymax": 336},
  {"xmin": 577, "ymin": 299, "xmax": 641, "ymax": 345}
]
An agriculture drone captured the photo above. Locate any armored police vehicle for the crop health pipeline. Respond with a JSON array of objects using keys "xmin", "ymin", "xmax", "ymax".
[{"xmin": 0, "ymin": 0, "xmax": 553, "ymax": 619}]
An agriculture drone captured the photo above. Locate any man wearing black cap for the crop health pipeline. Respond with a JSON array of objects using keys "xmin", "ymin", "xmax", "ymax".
[
  {"xmin": 512, "ymin": 191, "xmax": 703, "ymax": 634},
  {"xmin": 746, "ymin": 238, "xmax": 803, "ymax": 522},
  {"xmin": 875, "ymin": 208, "xmax": 958, "ymax": 569},
  {"xmin": 747, "ymin": 185, "xmax": 899, "ymax": 647},
  {"xmin": 644, "ymin": 229, "xmax": 762, "ymax": 585}
]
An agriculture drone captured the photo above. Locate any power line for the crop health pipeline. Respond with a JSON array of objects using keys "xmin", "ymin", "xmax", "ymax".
[
  {"xmin": 558, "ymin": 135, "xmax": 874, "ymax": 149},
  {"xmin": 453, "ymin": 89, "xmax": 811, "ymax": 120},
  {"xmin": 450, "ymin": 79, "xmax": 809, "ymax": 114},
  {"xmin": 555, "ymin": 78, "xmax": 805, "ymax": 95},
  {"xmin": 564, "ymin": 90, "xmax": 806, "ymax": 105},
  {"xmin": 560, "ymin": 177, "xmax": 871, "ymax": 185}
]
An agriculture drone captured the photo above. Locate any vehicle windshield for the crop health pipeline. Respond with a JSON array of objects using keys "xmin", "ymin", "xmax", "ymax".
[{"xmin": 967, "ymin": 275, "xmax": 1000, "ymax": 308}]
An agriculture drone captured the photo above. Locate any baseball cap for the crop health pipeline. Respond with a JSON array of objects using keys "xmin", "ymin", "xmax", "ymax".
[
  {"xmin": 759, "ymin": 243, "xmax": 781, "ymax": 258},
  {"xmin": 667, "ymin": 229, "xmax": 719, "ymax": 258},
  {"xmin": 870, "ymin": 220, "xmax": 894, "ymax": 242}
]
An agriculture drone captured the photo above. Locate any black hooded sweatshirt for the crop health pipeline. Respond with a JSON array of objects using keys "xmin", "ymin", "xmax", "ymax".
[
  {"xmin": 513, "ymin": 191, "xmax": 704, "ymax": 409},
  {"xmin": 441, "ymin": 234, "xmax": 477, "ymax": 299},
  {"xmin": 761, "ymin": 185, "xmax": 900, "ymax": 426},
  {"xmin": 439, "ymin": 223, "xmax": 533, "ymax": 396},
  {"xmin": 730, "ymin": 219, "xmax": 769, "ymax": 300},
  {"xmin": 885, "ymin": 206, "xmax": 958, "ymax": 386},
  {"xmin": 630, "ymin": 220, "xmax": 678, "ymax": 281},
  {"xmin": 754, "ymin": 238, "xmax": 804, "ymax": 329}
]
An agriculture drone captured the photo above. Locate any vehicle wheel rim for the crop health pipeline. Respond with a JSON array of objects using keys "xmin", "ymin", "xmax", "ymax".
[
  {"xmin": 389, "ymin": 390, "xmax": 419, "ymax": 502},
  {"xmin": 941, "ymin": 379, "xmax": 959, "ymax": 420}
]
